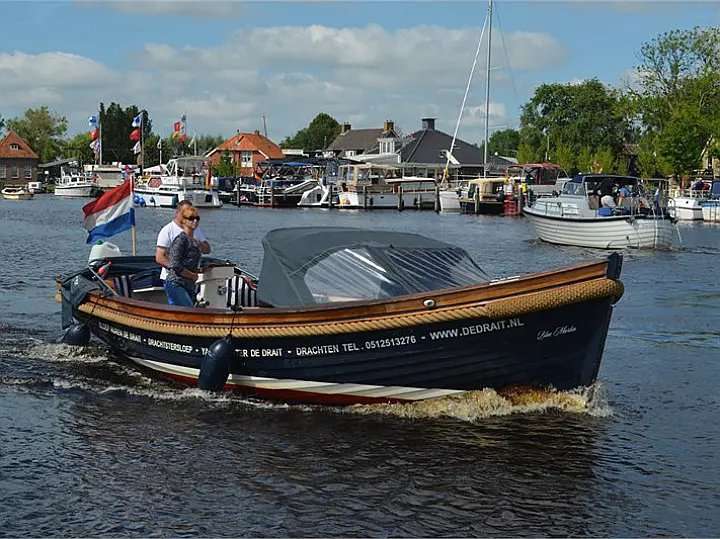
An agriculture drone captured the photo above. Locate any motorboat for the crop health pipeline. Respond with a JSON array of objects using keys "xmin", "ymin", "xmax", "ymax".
[
  {"xmin": 298, "ymin": 181, "xmax": 338, "ymax": 208},
  {"xmin": 26, "ymin": 181, "xmax": 45, "ymax": 194},
  {"xmin": 134, "ymin": 157, "xmax": 222, "ymax": 209},
  {"xmin": 85, "ymin": 164, "xmax": 125, "ymax": 192},
  {"xmin": 1, "ymin": 186, "xmax": 33, "ymax": 200},
  {"xmin": 438, "ymin": 186, "xmax": 463, "ymax": 212},
  {"xmin": 59, "ymin": 227, "xmax": 624, "ymax": 405},
  {"xmin": 508, "ymin": 163, "xmax": 571, "ymax": 197},
  {"xmin": 523, "ymin": 174, "xmax": 675, "ymax": 249},
  {"xmin": 337, "ymin": 164, "xmax": 437, "ymax": 210},
  {"xmin": 55, "ymin": 165, "xmax": 98, "ymax": 197},
  {"xmin": 701, "ymin": 180, "xmax": 720, "ymax": 222},
  {"xmin": 459, "ymin": 177, "xmax": 508, "ymax": 214}
]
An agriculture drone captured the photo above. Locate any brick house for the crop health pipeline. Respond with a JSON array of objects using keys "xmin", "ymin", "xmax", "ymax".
[
  {"xmin": 0, "ymin": 130, "xmax": 39, "ymax": 186},
  {"xmin": 206, "ymin": 130, "xmax": 284, "ymax": 177},
  {"xmin": 325, "ymin": 120, "xmax": 401, "ymax": 159}
]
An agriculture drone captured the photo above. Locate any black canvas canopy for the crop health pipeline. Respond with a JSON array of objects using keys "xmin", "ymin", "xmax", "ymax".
[{"xmin": 257, "ymin": 227, "xmax": 488, "ymax": 308}]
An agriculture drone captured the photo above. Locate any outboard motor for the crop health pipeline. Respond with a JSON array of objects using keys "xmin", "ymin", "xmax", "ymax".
[
  {"xmin": 199, "ymin": 336, "xmax": 233, "ymax": 391},
  {"xmin": 61, "ymin": 323, "xmax": 91, "ymax": 346}
]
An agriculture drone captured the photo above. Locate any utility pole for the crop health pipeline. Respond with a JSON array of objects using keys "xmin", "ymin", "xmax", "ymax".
[{"xmin": 262, "ymin": 114, "xmax": 268, "ymax": 137}]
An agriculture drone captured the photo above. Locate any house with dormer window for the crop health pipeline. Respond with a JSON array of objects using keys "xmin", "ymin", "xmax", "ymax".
[
  {"xmin": 0, "ymin": 130, "xmax": 39, "ymax": 186},
  {"xmin": 325, "ymin": 121, "xmax": 401, "ymax": 161}
]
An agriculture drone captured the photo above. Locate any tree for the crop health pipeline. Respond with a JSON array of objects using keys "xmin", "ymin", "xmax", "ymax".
[
  {"xmin": 212, "ymin": 151, "xmax": 235, "ymax": 177},
  {"xmin": 281, "ymin": 113, "xmax": 340, "ymax": 152},
  {"xmin": 0, "ymin": 114, "xmax": 4, "ymax": 134},
  {"xmin": 487, "ymin": 128, "xmax": 519, "ymax": 157},
  {"xmin": 632, "ymin": 28, "xmax": 720, "ymax": 176},
  {"xmin": 63, "ymin": 132, "xmax": 94, "ymax": 164},
  {"xmin": 6, "ymin": 106, "xmax": 68, "ymax": 162},
  {"xmin": 519, "ymin": 80, "xmax": 628, "ymax": 174},
  {"xmin": 99, "ymin": 103, "xmax": 152, "ymax": 164}
]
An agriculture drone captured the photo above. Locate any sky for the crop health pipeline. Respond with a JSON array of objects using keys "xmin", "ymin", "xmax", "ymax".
[{"xmin": 1, "ymin": 0, "xmax": 719, "ymax": 147}]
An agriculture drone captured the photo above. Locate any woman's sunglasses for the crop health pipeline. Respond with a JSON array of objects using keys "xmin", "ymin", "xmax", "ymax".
[{"xmin": 185, "ymin": 216, "xmax": 200, "ymax": 222}]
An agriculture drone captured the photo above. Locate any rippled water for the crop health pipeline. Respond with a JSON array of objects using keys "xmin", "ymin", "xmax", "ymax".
[{"xmin": 1, "ymin": 196, "xmax": 719, "ymax": 536}]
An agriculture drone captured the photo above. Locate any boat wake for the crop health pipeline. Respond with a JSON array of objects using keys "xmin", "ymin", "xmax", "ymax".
[
  {"xmin": 348, "ymin": 384, "xmax": 612, "ymax": 421},
  {"xmin": 7, "ymin": 341, "xmax": 613, "ymax": 419}
]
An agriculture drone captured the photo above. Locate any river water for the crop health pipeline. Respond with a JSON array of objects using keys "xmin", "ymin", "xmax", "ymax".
[{"xmin": 1, "ymin": 196, "xmax": 718, "ymax": 537}]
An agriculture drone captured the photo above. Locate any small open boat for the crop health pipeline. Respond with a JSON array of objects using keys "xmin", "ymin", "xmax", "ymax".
[
  {"xmin": 59, "ymin": 227, "xmax": 624, "ymax": 404},
  {"xmin": 1, "ymin": 186, "xmax": 34, "ymax": 200}
]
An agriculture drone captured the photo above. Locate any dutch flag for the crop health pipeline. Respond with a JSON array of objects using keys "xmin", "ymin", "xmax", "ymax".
[
  {"xmin": 82, "ymin": 180, "xmax": 135, "ymax": 244},
  {"xmin": 131, "ymin": 113, "xmax": 142, "ymax": 128}
]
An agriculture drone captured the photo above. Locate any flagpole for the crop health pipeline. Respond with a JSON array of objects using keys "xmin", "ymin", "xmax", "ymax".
[
  {"xmin": 130, "ymin": 174, "xmax": 136, "ymax": 256},
  {"xmin": 98, "ymin": 105, "xmax": 103, "ymax": 165},
  {"xmin": 140, "ymin": 110, "xmax": 145, "ymax": 177}
]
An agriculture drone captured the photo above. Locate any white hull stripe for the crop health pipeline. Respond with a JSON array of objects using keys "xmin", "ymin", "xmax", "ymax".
[{"xmin": 129, "ymin": 356, "xmax": 465, "ymax": 401}]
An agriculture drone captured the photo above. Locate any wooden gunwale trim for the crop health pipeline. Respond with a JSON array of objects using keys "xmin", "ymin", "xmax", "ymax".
[
  {"xmin": 83, "ymin": 259, "xmax": 611, "ymax": 325},
  {"xmin": 77, "ymin": 277, "xmax": 623, "ymax": 339}
]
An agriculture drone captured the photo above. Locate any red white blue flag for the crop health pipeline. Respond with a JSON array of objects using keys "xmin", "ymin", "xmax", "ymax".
[{"xmin": 82, "ymin": 180, "xmax": 135, "ymax": 244}]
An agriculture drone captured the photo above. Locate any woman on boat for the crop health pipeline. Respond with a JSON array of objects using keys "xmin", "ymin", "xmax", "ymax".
[{"xmin": 164, "ymin": 206, "xmax": 202, "ymax": 307}]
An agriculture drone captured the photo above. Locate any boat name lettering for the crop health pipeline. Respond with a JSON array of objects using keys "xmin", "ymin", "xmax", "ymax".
[
  {"xmin": 428, "ymin": 318, "xmax": 524, "ymax": 341},
  {"xmin": 537, "ymin": 325, "xmax": 577, "ymax": 342},
  {"xmin": 97, "ymin": 321, "xmax": 141, "ymax": 342},
  {"xmin": 147, "ymin": 338, "xmax": 193, "ymax": 354}
]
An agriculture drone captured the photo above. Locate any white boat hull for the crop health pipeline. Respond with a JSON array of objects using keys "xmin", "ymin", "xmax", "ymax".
[
  {"xmin": 1, "ymin": 189, "xmax": 33, "ymax": 201},
  {"xmin": 702, "ymin": 201, "xmax": 720, "ymax": 222},
  {"xmin": 524, "ymin": 208, "xmax": 674, "ymax": 249},
  {"xmin": 54, "ymin": 185, "xmax": 96, "ymax": 197},
  {"xmin": 439, "ymin": 189, "xmax": 461, "ymax": 212},
  {"xmin": 669, "ymin": 197, "xmax": 703, "ymax": 220},
  {"xmin": 338, "ymin": 190, "xmax": 435, "ymax": 209},
  {"xmin": 134, "ymin": 188, "xmax": 222, "ymax": 208}
]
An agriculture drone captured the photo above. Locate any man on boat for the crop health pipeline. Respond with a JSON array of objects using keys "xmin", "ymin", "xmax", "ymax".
[{"xmin": 155, "ymin": 200, "xmax": 211, "ymax": 283}]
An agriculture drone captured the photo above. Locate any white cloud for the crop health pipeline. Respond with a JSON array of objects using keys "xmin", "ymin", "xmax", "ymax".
[
  {"xmin": 1, "ymin": 23, "xmax": 568, "ymax": 144},
  {"xmin": 75, "ymin": 0, "xmax": 242, "ymax": 18}
]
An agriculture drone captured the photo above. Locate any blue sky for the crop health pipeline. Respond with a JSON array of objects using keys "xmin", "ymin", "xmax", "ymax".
[{"xmin": 1, "ymin": 1, "xmax": 718, "ymax": 146}]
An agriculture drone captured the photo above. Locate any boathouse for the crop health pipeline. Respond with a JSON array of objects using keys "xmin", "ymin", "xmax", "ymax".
[{"xmin": 0, "ymin": 130, "xmax": 39, "ymax": 186}]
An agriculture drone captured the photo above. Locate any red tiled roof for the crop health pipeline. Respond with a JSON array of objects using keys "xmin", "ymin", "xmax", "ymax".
[
  {"xmin": 0, "ymin": 130, "xmax": 39, "ymax": 159},
  {"xmin": 213, "ymin": 132, "xmax": 284, "ymax": 159}
]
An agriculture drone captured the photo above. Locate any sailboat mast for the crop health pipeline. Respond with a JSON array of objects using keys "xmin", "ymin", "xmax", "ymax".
[{"xmin": 483, "ymin": 0, "xmax": 493, "ymax": 178}]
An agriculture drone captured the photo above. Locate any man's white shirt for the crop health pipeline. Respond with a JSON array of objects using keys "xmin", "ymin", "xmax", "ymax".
[{"xmin": 157, "ymin": 221, "xmax": 208, "ymax": 280}]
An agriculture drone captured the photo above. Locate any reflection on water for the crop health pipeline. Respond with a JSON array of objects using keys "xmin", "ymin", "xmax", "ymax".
[{"xmin": 1, "ymin": 198, "xmax": 719, "ymax": 536}]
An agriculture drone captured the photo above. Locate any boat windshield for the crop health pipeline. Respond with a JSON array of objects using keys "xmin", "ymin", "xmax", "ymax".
[
  {"xmin": 562, "ymin": 181, "xmax": 586, "ymax": 195},
  {"xmin": 302, "ymin": 246, "xmax": 486, "ymax": 304},
  {"xmin": 257, "ymin": 227, "xmax": 489, "ymax": 307}
]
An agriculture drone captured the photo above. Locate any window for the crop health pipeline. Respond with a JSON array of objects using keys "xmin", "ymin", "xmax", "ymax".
[
  {"xmin": 12, "ymin": 166, "xmax": 19, "ymax": 178},
  {"xmin": 345, "ymin": 150, "xmax": 356, "ymax": 157},
  {"xmin": 379, "ymin": 138, "xmax": 395, "ymax": 154},
  {"xmin": 0, "ymin": 165, "xmax": 5, "ymax": 178},
  {"xmin": 24, "ymin": 167, "xmax": 32, "ymax": 179},
  {"xmin": 10, "ymin": 143, "xmax": 20, "ymax": 151},
  {"xmin": 240, "ymin": 151, "xmax": 252, "ymax": 167}
]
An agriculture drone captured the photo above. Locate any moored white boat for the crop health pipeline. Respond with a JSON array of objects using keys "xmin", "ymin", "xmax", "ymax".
[
  {"xmin": 133, "ymin": 157, "xmax": 222, "ymax": 209},
  {"xmin": 699, "ymin": 180, "xmax": 720, "ymax": 222},
  {"xmin": 26, "ymin": 181, "xmax": 45, "ymax": 194},
  {"xmin": 1, "ymin": 186, "xmax": 34, "ymax": 200},
  {"xmin": 668, "ymin": 192, "xmax": 705, "ymax": 221},
  {"xmin": 524, "ymin": 174, "xmax": 675, "ymax": 249},
  {"xmin": 54, "ymin": 166, "xmax": 98, "ymax": 197},
  {"xmin": 337, "ymin": 164, "xmax": 436, "ymax": 209}
]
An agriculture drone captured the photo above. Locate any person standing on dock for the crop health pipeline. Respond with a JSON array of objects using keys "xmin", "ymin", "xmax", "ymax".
[{"xmin": 155, "ymin": 200, "xmax": 210, "ymax": 283}]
